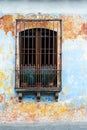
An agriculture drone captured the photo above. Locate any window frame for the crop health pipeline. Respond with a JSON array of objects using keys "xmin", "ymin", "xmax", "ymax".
[{"xmin": 15, "ymin": 18, "xmax": 62, "ymax": 101}]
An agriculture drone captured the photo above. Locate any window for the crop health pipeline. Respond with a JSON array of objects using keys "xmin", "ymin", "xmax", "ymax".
[
  {"xmin": 20, "ymin": 28, "xmax": 57, "ymax": 65},
  {"xmin": 15, "ymin": 19, "xmax": 62, "ymax": 101}
]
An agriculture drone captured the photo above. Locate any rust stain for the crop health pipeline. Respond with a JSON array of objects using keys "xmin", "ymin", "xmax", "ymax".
[
  {"xmin": 80, "ymin": 23, "xmax": 87, "ymax": 35},
  {"xmin": 16, "ymin": 21, "xmax": 49, "ymax": 33},
  {"xmin": 79, "ymin": 23, "xmax": 87, "ymax": 39},
  {"xmin": 0, "ymin": 94, "xmax": 5, "ymax": 103},
  {"xmin": 0, "ymin": 15, "xmax": 14, "ymax": 36},
  {"xmin": 0, "ymin": 14, "xmax": 86, "ymax": 40},
  {"xmin": 60, "ymin": 15, "xmax": 84, "ymax": 40}
]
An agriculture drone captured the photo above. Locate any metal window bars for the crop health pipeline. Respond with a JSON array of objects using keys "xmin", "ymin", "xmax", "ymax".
[{"xmin": 15, "ymin": 19, "xmax": 62, "ymax": 101}]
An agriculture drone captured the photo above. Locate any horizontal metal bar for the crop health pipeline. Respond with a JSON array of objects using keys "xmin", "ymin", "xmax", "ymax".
[
  {"xmin": 15, "ymin": 87, "xmax": 62, "ymax": 92},
  {"xmin": 16, "ymin": 19, "xmax": 62, "ymax": 22},
  {"xmin": 16, "ymin": 35, "xmax": 57, "ymax": 37},
  {"xmin": 16, "ymin": 69, "xmax": 61, "ymax": 70},
  {"xmin": 20, "ymin": 53, "xmax": 57, "ymax": 54},
  {"xmin": 19, "ymin": 65, "xmax": 57, "ymax": 67}
]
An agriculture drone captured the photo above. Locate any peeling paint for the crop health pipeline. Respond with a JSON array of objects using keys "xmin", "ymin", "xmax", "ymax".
[
  {"xmin": 0, "ymin": 13, "xmax": 87, "ymax": 122},
  {"xmin": 0, "ymin": 14, "xmax": 86, "ymax": 40},
  {"xmin": 0, "ymin": 98, "xmax": 87, "ymax": 122}
]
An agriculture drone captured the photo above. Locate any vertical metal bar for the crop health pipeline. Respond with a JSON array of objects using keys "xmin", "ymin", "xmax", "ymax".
[
  {"xmin": 40, "ymin": 24, "xmax": 41, "ymax": 67},
  {"xmin": 31, "ymin": 24, "xmax": 33, "ymax": 86},
  {"xmin": 36, "ymin": 27, "xmax": 41, "ymax": 86},
  {"xmin": 36, "ymin": 27, "xmax": 38, "ymax": 85},
  {"xmin": 48, "ymin": 22, "xmax": 50, "ymax": 65},
  {"xmin": 36, "ymin": 23, "xmax": 37, "ymax": 67},
  {"xmin": 36, "ymin": 28, "xmax": 40, "ymax": 66},
  {"xmin": 44, "ymin": 21, "xmax": 46, "ymax": 66},
  {"xmin": 32, "ymin": 21, "xmax": 33, "ymax": 66},
  {"xmin": 54, "ymin": 28, "xmax": 57, "ymax": 67},
  {"xmin": 24, "ymin": 22, "xmax": 25, "ymax": 66},
  {"xmin": 40, "ymin": 22, "xmax": 42, "ymax": 87},
  {"xmin": 28, "ymin": 22, "xmax": 29, "ymax": 66},
  {"xmin": 53, "ymin": 21, "xmax": 54, "ymax": 66},
  {"xmin": 27, "ymin": 22, "xmax": 30, "ymax": 86},
  {"xmin": 44, "ymin": 21, "xmax": 46, "ymax": 87},
  {"xmin": 23, "ymin": 22, "xmax": 25, "ymax": 85},
  {"xmin": 19, "ymin": 23, "xmax": 21, "ymax": 67},
  {"xmin": 36, "ymin": 21, "xmax": 37, "ymax": 85}
]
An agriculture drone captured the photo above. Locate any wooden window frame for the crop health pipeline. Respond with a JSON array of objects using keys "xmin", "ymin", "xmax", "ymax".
[{"xmin": 15, "ymin": 19, "xmax": 62, "ymax": 101}]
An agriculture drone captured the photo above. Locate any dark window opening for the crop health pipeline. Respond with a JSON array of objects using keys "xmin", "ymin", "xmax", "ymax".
[
  {"xmin": 19, "ymin": 28, "xmax": 57, "ymax": 87},
  {"xmin": 20, "ymin": 28, "xmax": 57, "ymax": 66}
]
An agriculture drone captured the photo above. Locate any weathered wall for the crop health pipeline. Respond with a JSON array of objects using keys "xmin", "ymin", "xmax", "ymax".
[{"xmin": 0, "ymin": 0, "xmax": 87, "ymax": 122}]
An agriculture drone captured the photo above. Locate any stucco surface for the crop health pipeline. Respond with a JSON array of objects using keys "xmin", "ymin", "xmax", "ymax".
[{"xmin": 0, "ymin": 12, "xmax": 87, "ymax": 122}]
